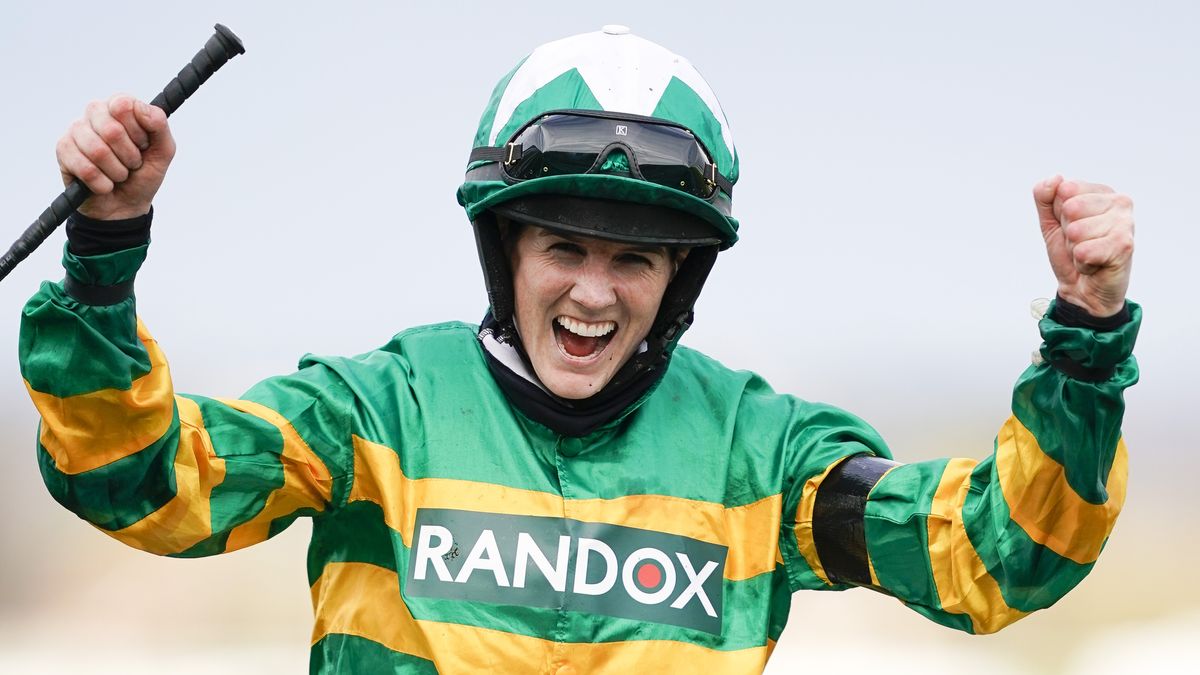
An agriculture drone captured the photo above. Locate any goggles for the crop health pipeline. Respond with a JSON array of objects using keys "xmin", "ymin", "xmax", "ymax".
[{"xmin": 469, "ymin": 110, "xmax": 733, "ymax": 200}]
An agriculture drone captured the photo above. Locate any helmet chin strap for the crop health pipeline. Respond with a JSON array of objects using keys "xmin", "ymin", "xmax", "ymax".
[
  {"xmin": 472, "ymin": 210, "xmax": 517, "ymax": 339},
  {"xmin": 648, "ymin": 245, "xmax": 718, "ymax": 349}
]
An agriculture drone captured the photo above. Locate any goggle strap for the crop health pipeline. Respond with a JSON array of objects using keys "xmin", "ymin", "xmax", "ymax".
[
  {"xmin": 469, "ymin": 144, "xmax": 524, "ymax": 166},
  {"xmin": 709, "ymin": 164, "xmax": 734, "ymax": 197}
]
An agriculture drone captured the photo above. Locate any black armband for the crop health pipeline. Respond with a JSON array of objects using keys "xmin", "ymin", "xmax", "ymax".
[
  {"xmin": 813, "ymin": 454, "xmax": 899, "ymax": 586},
  {"xmin": 66, "ymin": 208, "xmax": 153, "ymax": 256}
]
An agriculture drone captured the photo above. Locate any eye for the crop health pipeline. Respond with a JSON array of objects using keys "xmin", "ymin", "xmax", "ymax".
[
  {"xmin": 549, "ymin": 242, "xmax": 586, "ymax": 257},
  {"xmin": 618, "ymin": 253, "xmax": 653, "ymax": 267}
]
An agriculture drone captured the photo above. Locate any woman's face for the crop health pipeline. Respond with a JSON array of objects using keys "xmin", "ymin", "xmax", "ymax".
[{"xmin": 508, "ymin": 224, "xmax": 678, "ymax": 400}]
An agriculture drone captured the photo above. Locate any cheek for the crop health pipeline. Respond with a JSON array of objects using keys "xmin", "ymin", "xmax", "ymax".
[
  {"xmin": 513, "ymin": 262, "xmax": 569, "ymax": 319},
  {"xmin": 622, "ymin": 274, "xmax": 672, "ymax": 324}
]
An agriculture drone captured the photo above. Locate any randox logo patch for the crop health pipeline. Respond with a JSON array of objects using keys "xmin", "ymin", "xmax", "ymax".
[{"xmin": 404, "ymin": 508, "xmax": 727, "ymax": 635}]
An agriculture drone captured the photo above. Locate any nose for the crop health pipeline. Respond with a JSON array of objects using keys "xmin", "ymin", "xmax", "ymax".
[{"xmin": 568, "ymin": 262, "xmax": 618, "ymax": 310}]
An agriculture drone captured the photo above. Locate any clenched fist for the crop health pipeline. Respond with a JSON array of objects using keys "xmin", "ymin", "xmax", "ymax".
[
  {"xmin": 56, "ymin": 94, "xmax": 176, "ymax": 220},
  {"xmin": 1035, "ymin": 176, "xmax": 1135, "ymax": 318}
]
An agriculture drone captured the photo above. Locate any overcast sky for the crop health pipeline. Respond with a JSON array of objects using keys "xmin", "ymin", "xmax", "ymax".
[{"xmin": 0, "ymin": 1, "xmax": 1196, "ymax": 672}]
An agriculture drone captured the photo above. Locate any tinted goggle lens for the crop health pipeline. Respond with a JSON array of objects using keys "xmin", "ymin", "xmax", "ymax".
[{"xmin": 504, "ymin": 114, "xmax": 719, "ymax": 198}]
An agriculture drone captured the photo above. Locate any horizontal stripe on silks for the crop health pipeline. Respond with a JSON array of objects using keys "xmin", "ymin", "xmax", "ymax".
[
  {"xmin": 865, "ymin": 458, "xmax": 1029, "ymax": 633},
  {"xmin": 165, "ymin": 394, "xmax": 336, "ymax": 557},
  {"xmin": 310, "ymin": 632, "xmax": 438, "ymax": 675},
  {"xmin": 307, "ymin": 500, "xmax": 400, "ymax": 581},
  {"xmin": 183, "ymin": 395, "xmax": 286, "ymax": 546},
  {"xmin": 311, "ymin": 562, "xmax": 773, "ymax": 673},
  {"xmin": 399, "ymin": 556, "xmax": 783, "ymax": 650},
  {"xmin": 1012, "ymin": 356, "xmax": 1136, "ymax": 505},
  {"xmin": 305, "ymin": 437, "xmax": 792, "ymax": 650},
  {"xmin": 995, "ymin": 415, "xmax": 1126, "ymax": 564},
  {"xmin": 216, "ymin": 397, "xmax": 334, "ymax": 552},
  {"xmin": 963, "ymin": 455, "xmax": 1098, "ymax": 612},
  {"xmin": 27, "ymin": 319, "xmax": 172, "ymax": 474},
  {"xmin": 347, "ymin": 435, "xmax": 782, "ymax": 582},
  {"xmin": 103, "ymin": 395, "xmax": 227, "ymax": 555},
  {"xmin": 37, "ymin": 407, "xmax": 181, "ymax": 531},
  {"xmin": 927, "ymin": 458, "xmax": 1027, "ymax": 634}
]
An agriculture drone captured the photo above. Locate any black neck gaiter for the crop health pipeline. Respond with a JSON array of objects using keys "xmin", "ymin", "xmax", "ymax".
[{"xmin": 477, "ymin": 312, "xmax": 666, "ymax": 437}]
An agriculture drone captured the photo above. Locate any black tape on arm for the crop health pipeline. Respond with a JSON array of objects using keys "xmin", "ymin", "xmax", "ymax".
[{"xmin": 813, "ymin": 454, "xmax": 899, "ymax": 586}]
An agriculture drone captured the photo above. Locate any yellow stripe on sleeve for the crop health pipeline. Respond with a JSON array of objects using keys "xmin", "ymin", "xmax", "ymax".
[
  {"xmin": 311, "ymin": 561, "xmax": 773, "ymax": 674},
  {"xmin": 219, "ymin": 398, "xmax": 335, "ymax": 552},
  {"xmin": 995, "ymin": 415, "xmax": 1127, "ymax": 564},
  {"xmin": 348, "ymin": 436, "xmax": 782, "ymax": 582},
  {"xmin": 791, "ymin": 457, "xmax": 847, "ymax": 586},
  {"xmin": 28, "ymin": 319, "xmax": 174, "ymax": 475},
  {"xmin": 104, "ymin": 395, "xmax": 226, "ymax": 554},
  {"xmin": 927, "ymin": 457, "xmax": 1027, "ymax": 634}
]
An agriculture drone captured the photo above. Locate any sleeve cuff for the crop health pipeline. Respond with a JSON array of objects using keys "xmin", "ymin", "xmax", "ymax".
[
  {"xmin": 1050, "ymin": 294, "xmax": 1131, "ymax": 331},
  {"xmin": 61, "ymin": 242, "xmax": 150, "ymax": 306},
  {"xmin": 1038, "ymin": 299, "xmax": 1141, "ymax": 382},
  {"xmin": 66, "ymin": 208, "xmax": 152, "ymax": 256}
]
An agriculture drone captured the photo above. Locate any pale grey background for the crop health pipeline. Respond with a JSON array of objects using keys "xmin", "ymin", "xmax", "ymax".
[{"xmin": 0, "ymin": 1, "xmax": 1196, "ymax": 672}]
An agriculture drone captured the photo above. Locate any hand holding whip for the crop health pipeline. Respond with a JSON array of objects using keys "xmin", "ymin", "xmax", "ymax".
[{"xmin": 0, "ymin": 23, "xmax": 245, "ymax": 282}]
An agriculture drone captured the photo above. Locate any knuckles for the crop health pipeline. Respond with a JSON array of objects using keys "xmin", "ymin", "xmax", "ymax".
[
  {"xmin": 68, "ymin": 118, "xmax": 90, "ymax": 138},
  {"xmin": 96, "ymin": 119, "xmax": 126, "ymax": 146},
  {"xmin": 83, "ymin": 99, "xmax": 106, "ymax": 118},
  {"xmin": 1060, "ymin": 197, "xmax": 1087, "ymax": 221},
  {"xmin": 1059, "ymin": 192, "xmax": 1136, "ymax": 225},
  {"xmin": 1113, "ymin": 232, "xmax": 1135, "ymax": 256},
  {"xmin": 58, "ymin": 95, "xmax": 171, "ymax": 211},
  {"xmin": 1112, "ymin": 193, "xmax": 1134, "ymax": 210},
  {"xmin": 1064, "ymin": 220, "xmax": 1089, "ymax": 242},
  {"xmin": 54, "ymin": 134, "xmax": 72, "ymax": 160},
  {"xmin": 107, "ymin": 94, "xmax": 137, "ymax": 117},
  {"xmin": 73, "ymin": 162, "xmax": 102, "ymax": 185}
]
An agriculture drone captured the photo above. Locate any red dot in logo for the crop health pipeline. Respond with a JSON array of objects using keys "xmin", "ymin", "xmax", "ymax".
[{"xmin": 636, "ymin": 562, "xmax": 662, "ymax": 589}]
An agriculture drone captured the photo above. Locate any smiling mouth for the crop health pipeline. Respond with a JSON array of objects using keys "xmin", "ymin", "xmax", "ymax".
[{"xmin": 554, "ymin": 316, "xmax": 617, "ymax": 359}]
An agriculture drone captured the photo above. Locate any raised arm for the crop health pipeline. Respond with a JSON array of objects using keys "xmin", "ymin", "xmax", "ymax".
[
  {"xmin": 21, "ymin": 95, "xmax": 356, "ymax": 557},
  {"xmin": 787, "ymin": 177, "xmax": 1139, "ymax": 633}
]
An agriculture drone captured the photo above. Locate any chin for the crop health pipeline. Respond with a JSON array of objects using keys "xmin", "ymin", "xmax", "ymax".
[{"xmin": 542, "ymin": 371, "xmax": 613, "ymax": 401}]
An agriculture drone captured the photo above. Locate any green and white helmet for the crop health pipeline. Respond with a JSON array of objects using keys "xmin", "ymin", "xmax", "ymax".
[{"xmin": 460, "ymin": 26, "xmax": 739, "ymax": 355}]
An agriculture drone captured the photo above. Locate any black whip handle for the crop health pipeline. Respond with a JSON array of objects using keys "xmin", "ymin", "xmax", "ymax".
[{"xmin": 0, "ymin": 23, "xmax": 245, "ymax": 283}]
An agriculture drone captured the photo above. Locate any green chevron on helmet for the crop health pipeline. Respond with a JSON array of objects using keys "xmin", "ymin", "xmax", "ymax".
[{"xmin": 457, "ymin": 25, "xmax": 740, "ymax": 248}]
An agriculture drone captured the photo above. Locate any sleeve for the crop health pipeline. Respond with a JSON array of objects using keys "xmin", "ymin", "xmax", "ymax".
[
  {"xmin": 784, "ymin": 301, "xmax": 1140, "ymax": 635},
  {"xmin": 19, "ymin": 240, "xmax": 357, "ymax": 558}
]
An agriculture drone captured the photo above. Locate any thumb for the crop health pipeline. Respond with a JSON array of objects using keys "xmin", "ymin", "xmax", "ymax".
[
  {"xmin": 133, "ymin": 100, "xmax": 175, "ymax": 163},
  {"xmin": 1033, "ymin": 174, "xmax": 1063, "ymax": 235},
  {"xmin": 134, "ymin": 99, "xmax": 169, "ymax": 139}
]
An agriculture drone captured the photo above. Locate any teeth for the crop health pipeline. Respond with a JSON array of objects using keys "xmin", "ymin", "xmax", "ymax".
[{"xmin": 557, "ymin": 316, "xmax": 616, "ymax": 338}]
